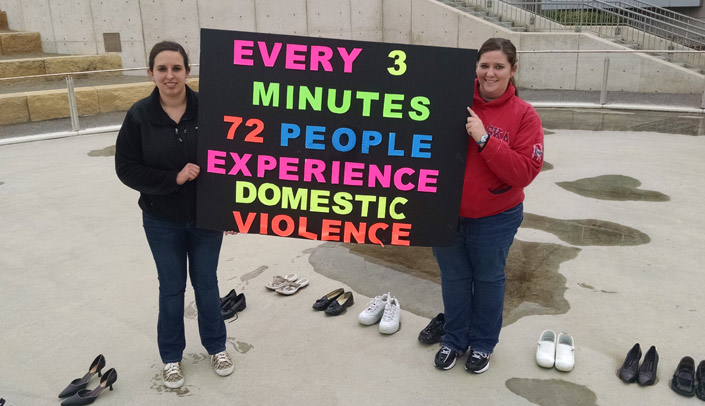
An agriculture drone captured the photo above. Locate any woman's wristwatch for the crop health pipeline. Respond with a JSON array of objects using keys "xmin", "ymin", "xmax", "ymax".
[{"xmin": 477, "ymin": 133, "xmax": 489, "ymax": 146}]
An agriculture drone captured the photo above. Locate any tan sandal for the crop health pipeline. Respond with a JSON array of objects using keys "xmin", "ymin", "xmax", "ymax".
[
  {"xmin": 275, "ymin": 278, "xmax": 309, "ymax": 295},
  {"xmin": 264, "ymin": 273, "xmax": 298, "ymax": 290}
]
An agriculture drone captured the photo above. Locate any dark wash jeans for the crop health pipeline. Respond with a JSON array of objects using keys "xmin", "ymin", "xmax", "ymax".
[
  {"xmin": 432, "ymin": 203, "xmax": 523, "ymax": 355},
  {"xmin": 142, "ymin": 212, "xmax": 226, "ymax": 363}
]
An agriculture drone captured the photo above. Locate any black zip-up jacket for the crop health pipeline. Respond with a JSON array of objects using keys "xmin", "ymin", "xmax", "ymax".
[{"xmin": 115, "ymin": 85, "xmax": 199, "ymax": 222}]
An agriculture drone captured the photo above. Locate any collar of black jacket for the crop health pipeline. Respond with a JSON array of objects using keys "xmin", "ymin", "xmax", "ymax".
[{"xmin": 146, "ymin": 84, "xmax": 198, "ymax": 125}]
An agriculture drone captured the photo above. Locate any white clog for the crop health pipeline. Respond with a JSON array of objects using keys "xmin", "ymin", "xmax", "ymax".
[
  {"xmin": 555, "ymin": 332, "xmax": 575, "ymax": 372},
  {"xmin": 536, "ymin": 330, "xmax": 556, "ymax": 368}
]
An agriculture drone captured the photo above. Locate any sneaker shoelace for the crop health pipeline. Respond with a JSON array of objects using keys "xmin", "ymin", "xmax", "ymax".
[
  {"xmin": 382, "ymin": 300, "xmax": 398, "ymax": 321},
  {"xmin": 440, "ymin": 346, "xmax": 453, "ymax": 359},
  {"xmin": 365, "ymin": 294, "xmax": 387, "ymax": 311},
  {"xmin": 471, "ymin": 351, "xmax": 489, "ymax": 361},
  {"xmin": 212, "ymin": 352, "xmax": 232, "ymax": 368},
  {"xmin": 164, "ymin": 363, "xmax": 182, "ymax": 380}
]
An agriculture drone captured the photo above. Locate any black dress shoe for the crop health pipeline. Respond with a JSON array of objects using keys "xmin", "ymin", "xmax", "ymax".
[
  {"xmin": 618, "ymin": 343, "xmax": 641, "ymax": 383},
  {"xmin": 638, "ymin": 345, "xmax": 658, "ymax": 386},
  {"xmin": 220, "ymin": 289, "xmax": 237, "ymax": 307},
  {"xmin": 312, "ymin": 288, "xmax": 344, "ymax": 311},
  {"xmin": 695, "ymin": 360, "xmax": 705, "ymax": 401},
  {"xmin": 671, "ymin": 356, "xmax": 696, "ymax": 397},
  {"xmin": 418, "ymin": 313, "xmax": 445, "ymax": 344},
  {"xmin": 324, "ymin": 291, "xmax": 354, "ymax": 316},
  {"xmin": 59, "ymin": 354, "xmax": 106, "ymax": 398},
  {"xmin": 221, "ymin": 293, "xmax": 246, "ymax": 319}
]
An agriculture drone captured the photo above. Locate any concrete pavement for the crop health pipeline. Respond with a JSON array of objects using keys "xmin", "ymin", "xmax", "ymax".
[{"xmin": 1, "ymin": 111, "xmax": 704, "ymax": 405}]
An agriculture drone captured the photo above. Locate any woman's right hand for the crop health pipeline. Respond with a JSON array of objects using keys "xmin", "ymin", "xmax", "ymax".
[{"xmin": 176, "ymin": 163, "xmax": 200, "ymax": 185}]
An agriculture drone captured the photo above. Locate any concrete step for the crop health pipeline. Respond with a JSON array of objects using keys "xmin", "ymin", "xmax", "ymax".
[
  {"xmin": 0, "ymin": 53, "xmax": 123, "ymax": 83},
  {"xmin": 0, "ymin": 32, "xmax": 42, "ymax": 55},
  {"xmin": 0, "ymin": 77, "xmax": 202, "ymax": 126},
  {"xmin": 1, "ymin": 11, "xmax": 9, "ymax": 30}
]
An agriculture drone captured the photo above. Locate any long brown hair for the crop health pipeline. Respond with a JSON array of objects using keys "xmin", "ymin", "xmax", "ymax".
[{"xmin": 478, "ymin": 38, "xmax": 518, "ymax": 96}]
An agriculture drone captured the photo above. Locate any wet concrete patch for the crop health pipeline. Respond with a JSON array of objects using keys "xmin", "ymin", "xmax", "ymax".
[
  {"xmin": 542, "ymin": 161, "xmax": 554, "ymax": 171},
  {"xmin": 0, "ymin": 181, "xmax": 4, "ymax": 186},
  {"xmin": 578, "ymin": 282, "xmax": 617, "ymax": 294},
  {"xmin": 538, "ymin": 108, "xmax": 705, "ymax": 136},
  {"xmin": 240, "ymin": 265, "xmax": 267, "ymax": 283},
  {"xmin": 522, "ymin": 213, "xmax": 650, "ymax": 246},
  {"xmin": 557, "ymin": 175, "xmax": 669, "ymax": 202},
  {"xmin": 227, "ymin": 337, "xmax": 253, "ymax": 353},
  {"xmin": 311, "ymin": 239, "xmax": 580, "ymax": 326},
  {"xmin": 87, "ymin": 145, "xmax": 115, "ymax": 157},
  {"xmin": 504, "ymin": 240, "xmax": 579, "ymax": 325},
  {"xmin": 505, "ymin": 378, "xmax": 598, "ymax": 406}
]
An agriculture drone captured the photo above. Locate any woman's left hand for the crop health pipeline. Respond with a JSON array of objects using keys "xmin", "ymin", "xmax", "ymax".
[
  {"xmin": 466, "ymin": 107, "xmax": 486, "ymax": 143},
  {"xmin": 224, "ymin": 231, "xmax": 238, "ymax": 236}
]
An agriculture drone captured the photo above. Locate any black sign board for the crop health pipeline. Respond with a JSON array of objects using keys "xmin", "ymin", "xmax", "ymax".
[{"xmin": 197, "ymin": 29, "xmax": 476, "ymax": 246}]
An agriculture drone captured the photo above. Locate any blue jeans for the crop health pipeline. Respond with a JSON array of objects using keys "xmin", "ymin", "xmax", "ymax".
[
  {"xmin": 432, "ymin": 203, "xmax": 523, "ymax": 355},
  {"xmin": 143, "ymin": 212, "xmax": 226, "ymax": 363}
]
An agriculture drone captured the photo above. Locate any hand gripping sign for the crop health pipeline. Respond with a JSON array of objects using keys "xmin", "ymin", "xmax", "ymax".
[{"xmin": 197, "ymin": 29, "xmax": 476, "ymax": 247}]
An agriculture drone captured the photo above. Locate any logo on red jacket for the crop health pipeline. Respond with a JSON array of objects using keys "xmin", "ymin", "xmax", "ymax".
[{"xmin": 532, "ymin": 144, "xmax": 543, "ymax": 163}]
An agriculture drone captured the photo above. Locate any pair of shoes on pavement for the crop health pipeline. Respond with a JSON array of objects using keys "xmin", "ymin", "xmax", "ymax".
[
  {"xmin": 434, "ymin": 345, "xmax": 491, "ymax": 374},
  {"xmin": 358, "ymin": 292, "xmax": 401, "ymax": 334},
  {"xmin": 163, "ymin": 351, "xmax": 234, "ymax": 389},
  {"xmin": 312, "ymin": 288, "xmax": 355, "ymax": 315},
  {"xmin": 536, "ymin": 330, "xmax": 575, "ymax": 372},
  {"xmin": 264, "ymin": 273, "xmax": 309, "ymax": 295},
  {"xmin": 418, "ymin": 313, "xmax": 445, "ymax": 344},
  {"xmin": 220, "ymin": 289, "xmax": 246, "ymax": 320}
]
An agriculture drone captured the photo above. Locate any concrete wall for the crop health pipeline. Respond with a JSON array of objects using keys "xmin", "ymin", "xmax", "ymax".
[{"xmin": 0, "ymin": 0, "xmax": 702, "ymax": 94}]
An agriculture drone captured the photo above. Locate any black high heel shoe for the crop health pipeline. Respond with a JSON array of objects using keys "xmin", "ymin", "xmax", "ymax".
[
  {"xmin": 58, "ymin": 354, "xmax": 106, "ymax": 398},
  {"xmin": 61, "ymin": 368, "xmax": 117, "ymax": 406},
  {"xmin": 638, "ymin": 345, "xmax": 658, "ymax": 386},
  {"xmin": 618, "ymin": 343, "xmax": 641, "ymax": 383}
]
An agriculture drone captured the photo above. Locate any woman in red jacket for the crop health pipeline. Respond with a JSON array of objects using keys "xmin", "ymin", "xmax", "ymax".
[{"xmin": 432, "ymin": 38, "xmax": 544, "ymax": 373}]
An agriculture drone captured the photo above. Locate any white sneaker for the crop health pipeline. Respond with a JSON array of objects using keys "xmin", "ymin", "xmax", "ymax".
[
  {"xmin": 211, "ymin": 351, "xmax": 234, "ymax": 376},
  {"xmin": 554, "ymin": 332, "xmax": 575, "ymax": 372},
  {"xmin": 535, "ymin": 330, "xmax": 556, "ymax": 368},
  {"xmin": 379, "ymin": 297, "xmax": 401, "ymax": 334},
  {"xmin": 358, "ymin": 292, "xmax": 390, "ymax": 325},
  {"xmin": 163, "ymin": 362, "xmax": 184, "ymax": 389}
]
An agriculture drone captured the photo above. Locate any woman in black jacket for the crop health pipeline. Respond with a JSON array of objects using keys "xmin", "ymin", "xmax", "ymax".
[{"xmin": 115, "ymin": 41, "xmax": 233, "ymax": 389}]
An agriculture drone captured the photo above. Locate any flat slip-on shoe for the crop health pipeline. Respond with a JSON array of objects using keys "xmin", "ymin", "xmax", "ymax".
[
  {"xmin": 221, "ymin": 293, "xmax": 246, "ymax": 319},
  {"xmin": 313, "ymin": 288, "xmax": 344, "ymax": 311},
  {"xmin": 220, "ymin": 289, "xmax": 237, "ymax": 307},
  {"xmin": 325, "ymin": 291, "xmax": 354, "ymax": 316},
  {"xmin": 276, "ymin": 278, "xmax": 309, "ymax": 295},
  {"xmin": 59, "ymin": 354, "xmax": 106, "ymax": 398},
  {"xmin": 554, "ymin": 333, "xmax": 575, "ymax": 372},
  {"xmin": 695, "ymin": 360, "xmax": 705, "ymax": 401},
  {"xmin": 618, "ymin": 343, "xmax": 642, "ymax": 383},
  {"xmin": 638, "ymin": 345, "xmax": 658, "ymax": 386},
  {"xmin": 265, "ymin": 273, "xmax": 298, "ymax": 290},
  {"xmin": 535, "ymin": 330, "xmax": 556, "ymax": 368},
  {"xmin": 671, "ymin": 356, "xmax": 696, "ymax": 397}
]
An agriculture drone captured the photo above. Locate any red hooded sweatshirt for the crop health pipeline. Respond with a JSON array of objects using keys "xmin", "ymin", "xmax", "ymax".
[{"xmin": 459, "ymin": 80, "xmax": 544, "ymax": 218}]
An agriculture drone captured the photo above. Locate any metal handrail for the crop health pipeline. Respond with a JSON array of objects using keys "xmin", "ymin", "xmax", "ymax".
[{"xmin": 0, "ymin": 65, "xmax": 202, "ymax": 82}]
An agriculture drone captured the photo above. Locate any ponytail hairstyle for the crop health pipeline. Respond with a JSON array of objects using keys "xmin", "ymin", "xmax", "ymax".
[{"xmin": 478, "ymin": 38, "xmax": 518, "ymax": 96}]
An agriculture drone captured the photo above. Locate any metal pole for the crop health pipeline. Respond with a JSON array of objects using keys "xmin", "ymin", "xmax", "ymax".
[
  {"xmin": 66, "ymin": 76, "xmax": 80, "ymax": 132},
  {"xmin": 700, "ymin": 78, "xmax": 705, "ymax": 109},
  {"xmin": 600, "ymin": 57, "xmax": 610, "ymax": 105}
]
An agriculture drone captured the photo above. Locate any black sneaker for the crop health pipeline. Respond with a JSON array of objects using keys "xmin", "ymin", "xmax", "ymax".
[
  {"xmin": 434, "ymin": 345, "xmax": 459, "ymax": 370},
  {"xmin": 418, "ymin": 313, "xmax": 445, "ymax": 344},
  {"xmin": 465, "ymin": 350, "xmax": 491, "ymax": 374}
]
